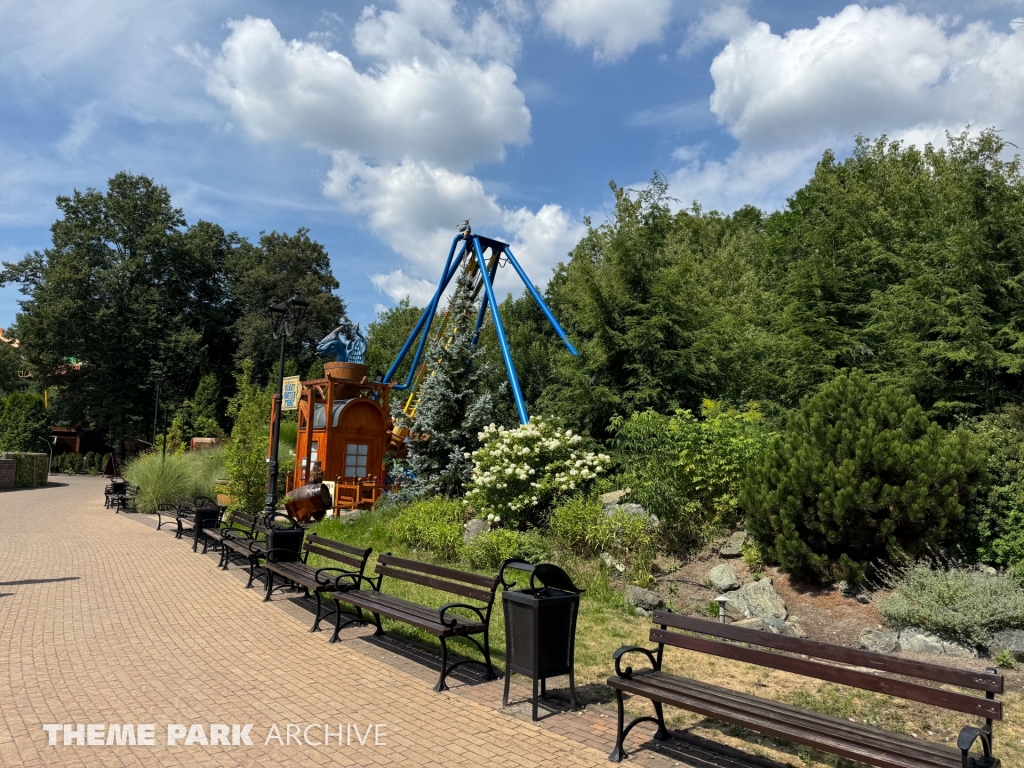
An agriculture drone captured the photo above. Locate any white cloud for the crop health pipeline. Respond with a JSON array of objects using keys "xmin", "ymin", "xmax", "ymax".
[
  {"xmin": 679, "ymin": 3, "xmax": 753, "ymax": 56},
  {"xmin": 371, "ymin": 270, "xmax": 438, "ymax": 305},
  {"xmin": 324, "ymin": 153, "xmax": 584, "ymax": 301},
  {"xmin": 667, "ymin": 5, "xmax": 1024, "ymax": 212},
  {"xmin": 206, "ymin": 8, "xmax": 530, "ymax": 169},
  {"xmin": 539, "ymin": 0, "xmax": 674, "ymax": 62}
]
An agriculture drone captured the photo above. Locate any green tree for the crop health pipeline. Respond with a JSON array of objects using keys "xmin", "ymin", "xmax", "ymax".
[
  {"xmin": 226, "ymin": 229, "xmax": 346, "ymax": 384},
  {"xmin": 613, "ymin": 400, "xmax": 772, "ymax": 553},
  {"xmin": 0, "ymin": 172, "xmax": 235, "ymax": 444},
  {"xmin": 742, "ymin": 369, "xmax": 984, "ymax": 585},
  {"xmin": 365, "ymin": 298, "xmax": 425, "ymax": 382},
  {"xmin": 0, "ymin": 392, "xmax": 52, "ymax": 452},
  {"xmin": 224, "ymin": 360, "xmax": 270, "ymax": 513},
  {"xmin": 401, "ymin": 271, "xmax": 497, "ymax": 498}
]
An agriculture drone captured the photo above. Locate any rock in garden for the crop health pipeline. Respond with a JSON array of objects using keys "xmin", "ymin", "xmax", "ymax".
[
  {"xmin": 708, "ymin": 564, "xmax": 740, "ymax": 592},
  {"xmin": 899, "ymin": 629, "xmax": 977, "ymax": 658},
  {"xmin": 858, "ymin": 629, "xmax": 900, "ymax": 654},
  {"xmin": 726, "ymin": 577, "xmax": 787, "ymax": 621},
  {"xmin": 836, "ymin": 580, "xmax": 855, "ymax": 595},
  {"xmin": 982, "ymin": 566, "xmax": 998, "ymax": 577},
  {"xmin": 462, "ymin": 518, "xmax": 490, "ymax": 545},
  {"xmin": 989, "ymin": 629, "xmax": 1024, "ymax": 662},
  {"xmin": 732, "ymin": 618, "xmax": 767, "ymax": 631},
  {"xmin": 625, "ymin": 585, "xmax": 664, "ymax": 612},
  {"xmin": 720, "ymin": 531, "xmax": 747, "ymax": 557},
  {"xmin": 855, "ymin": 592, "xmax": 872, "ymax": 604},
  {"xmin": 601, "ymin": 552, "xmax": 626, "ymax": 573},
  {"xmin": 600, "ymin": 489, "xmax": 629, "ymax": 506}
]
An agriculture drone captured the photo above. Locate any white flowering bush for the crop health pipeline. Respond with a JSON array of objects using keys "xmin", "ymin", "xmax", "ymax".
[{"xmin": 464, "ymin": 416, "xmax": 611, "ymax": 526}]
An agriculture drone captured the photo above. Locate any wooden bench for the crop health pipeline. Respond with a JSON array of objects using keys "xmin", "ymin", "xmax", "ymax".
[
  {"xmin": 607, "ymin": 612, "xmax": 1003, "ymax": 768},
  {"xmin": 220, "ymin": 511, "xmax": 303, "ymax": 589},
  {"xmin": 340, "ymin": 554, "xmax": 500, "ymax": 691},
  {"xmin": 104, "ymin": 481, "xmax": 127, "ymax": 509},
  {"xmin": 203, "ymin": 510, "xmax": 258, "ymax": 561},
  {"xmin": 262, "ymin": 534, "xmax": 371, "ymax": 635},
  {"xmin": 112, "ymin": 485, "xmax": 139, "ymax": 513}
]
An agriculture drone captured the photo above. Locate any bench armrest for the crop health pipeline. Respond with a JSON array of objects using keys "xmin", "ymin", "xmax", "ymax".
[
  {"xmin": 958, "ymin": 724, "xmax": 994, "ymax": 767},
  {"xmin": 313, "ymin": 567, "xmax": 356, "ymax": 585},
  {"xmin": 439, "ymin": 603, "xmax": 486, "ymax": 627},
  {"xmin": 263, "ymin": 547, "xmax": 300, "ymax": 562},
  {"xmin": 332, "ymin": 573, "xmax": 382, "ymax": 591},
  {"xmin": 612, "ymin": 646, "xmax": 661, "ymax": 678}
]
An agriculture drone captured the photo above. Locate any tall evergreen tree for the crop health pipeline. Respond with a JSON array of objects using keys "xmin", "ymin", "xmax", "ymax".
[{"xmin": 400, "ymin": 270, "xmax": 497, "ymax": 498}]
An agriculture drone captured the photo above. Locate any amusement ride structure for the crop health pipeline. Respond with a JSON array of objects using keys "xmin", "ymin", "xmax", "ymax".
[{"xmin": 286, "ymin": 222, "xmax": 577, "ymax": 513}]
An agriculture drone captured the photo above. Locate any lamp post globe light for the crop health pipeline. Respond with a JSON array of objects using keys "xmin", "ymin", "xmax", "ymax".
[{"xmin": 265, "ymin": 294, "xmax": 309, "ymax": 516}]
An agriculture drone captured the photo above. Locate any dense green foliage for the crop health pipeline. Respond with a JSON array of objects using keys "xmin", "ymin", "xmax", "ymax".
[
  {"xmin": 613, "ymin": 400, "xmax": 770, "ymax": 553},
  {"xmin": 123, "ymin": 448, "xmax": 226, "ymax": 513},
  {"xmin": 742, "ymin": 370, "xmax": 982, "ymax": 585},
  {"xmin": 0, "ymin": 392, "xmax": 51, "ymax": 452},
  {"xmin": 878, "ymin": 563, "xmax": 1024, "ymax": 648},
  {"xmin": 223, "ymin": 361, "xmax": 270, "ymax": 513},
  {"xmin": 969, "ymin": 406, "xmax": 1024, "ymax": 567},
  {"xmin": 401, "ymin": 271, "xmax": 497, "ymax": 498},
  {"xmin": 0, "ymin": 173, "xmax": 346, "ymax": 445}
]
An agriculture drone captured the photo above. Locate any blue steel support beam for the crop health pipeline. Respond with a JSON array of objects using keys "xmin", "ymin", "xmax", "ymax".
[
  {"xmin": 383, "ymin": 236, "xmax": 466, "ymax": 387},
  {"xmin": 471, "ymin": 253, "xmax": 501, "ymax": 344},
  {"xmin": 503, "ymin": 246, "xmax": 578, "ymax": 356},
  {"xmin": 473, "ymin": 236, "xmax": 529, "ymax": 424}
]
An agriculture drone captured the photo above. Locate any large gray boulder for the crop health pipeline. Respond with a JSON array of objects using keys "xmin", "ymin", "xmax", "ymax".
[
  {"xmin": 858, "ymin": 629, "xmax": 900, "ymax": 654},
  {"xmin": 989, "ymin": 629, "xmax": 1024, "ymax": 661},
  {"xmin": 720, "ymin": 531, "xmax": 747, "ymax": 557},
  {"xmin": 899, "ymin": 629, "xmax": 977, "ymax": 658},
  {"xmin": 726, "ymin": 577, "xmax": 787, "ymax": 620},
  {"xmin": 733, "ymin": 616, "xmax": 805, "ymax": 637},
  {"xmin": 625, "ymin": 585, "xmax": 664, "ymax": 612},
  {"xmin": 463, "ymin": 518, "xmax": 490, "ymax": 545},
  {"xmin": 600, "ymin": 489, "xmax": 629, "ymax": 506},
  {"xmin": 708, "ymin": 564, "xmax": 740, "ymax": 592}
]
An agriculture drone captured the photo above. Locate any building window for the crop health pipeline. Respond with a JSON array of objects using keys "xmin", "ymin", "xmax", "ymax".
[
  {"xmin": 310, "ymin": 441, "xmax": 319, "ymax": 462},
  {"xmin": 344, "ymin": 443, "xmax": 368, "ymax": 478}
]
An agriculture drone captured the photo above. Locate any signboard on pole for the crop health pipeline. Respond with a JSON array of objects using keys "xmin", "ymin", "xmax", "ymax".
[{"xmin": 282, "ymin": 376, "xmax": 301, "ymax": 411}]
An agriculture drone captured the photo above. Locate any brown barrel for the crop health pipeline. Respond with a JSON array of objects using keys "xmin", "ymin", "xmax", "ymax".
[{"xmin": 285, "ymin": 483, "xmax": 333, "ymax": 523}]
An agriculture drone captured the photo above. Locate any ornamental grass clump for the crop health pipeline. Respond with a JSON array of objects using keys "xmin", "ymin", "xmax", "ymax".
[
  {"xmin": 878, "ymin": 562, "xmax": 1024, "ymax": 649},
  {"xmin": 387, "ymin": 497, "xmax": 468, "ymax": 563},
  {"xmin": 464, "ymin": 416, "xmax": 611, "ymax": 527}
]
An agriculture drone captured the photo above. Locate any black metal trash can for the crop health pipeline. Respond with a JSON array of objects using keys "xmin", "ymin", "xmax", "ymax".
[
  {"xmin": 499, "ymin": 559, "xmax": 583, "ymax": 720},
  {"xmin": 265, "ymin": 526, "xmax": 304, "ymax": 563}
]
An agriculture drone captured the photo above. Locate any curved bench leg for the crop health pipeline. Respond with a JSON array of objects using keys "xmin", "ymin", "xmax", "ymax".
[
  {"xmin": 263, "ymin": 571, "xmax": 274, "ymax": 602},
  {"xmin": 482, "ymin": 629, "xmax": 498, "ymax": 681},
  {"xmin": 652, "ymin": 702, "xmax": 670, "ymax": 742},
  {"xmin": 434, "ymin": 638, "xmax": 450, "ymax": 692},
  {"xmin": 372, "ymin": 612, "xmax": 384, "ymax": 637},
  {"xmin": 311, "ymin": 592, "xmax": 323, "ymax": 631},
  {"xmin": 609, "ymin": 689, "xmax": 627, "ymax": 762},
  {"xmin": 245, "ymin": 558, "xmax": 256, "ymax": 589},
  {"xmin": 330, "ymin": 600, "xmax": 343, "ymax": 643}
]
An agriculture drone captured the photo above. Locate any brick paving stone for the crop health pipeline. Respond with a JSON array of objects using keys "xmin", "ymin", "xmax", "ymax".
[{"xmin": 0, "ymin": 477, "xmax": 614, "ymax": 768}]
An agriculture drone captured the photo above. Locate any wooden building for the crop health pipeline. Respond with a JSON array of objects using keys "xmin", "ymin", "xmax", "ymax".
[{"xmin": 288, "ymin": 361, "xmax": 391, "ymax": 512}]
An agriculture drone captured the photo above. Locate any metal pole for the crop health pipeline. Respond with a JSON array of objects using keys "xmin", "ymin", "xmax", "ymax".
[
  {"xmin": 388, "ymin": 244, "xmax": 467, "ymax": 390},
  {"xmin": 161, "ymin": 406, "xmax": 168, "ymax": 462},
  {"xmin": 471, "ymin": 254, "xmax": 502, "ymax": 344},
  {"xmin": 151, "ymin": 380, "xmax": 162, "ymax": 447},
  {"xmin": 504, "ymin": 247, "xmax": 578, "ymax": 356},
  {"xmin": 472, "ymin": 236, "xmax": 529, "ymax": 424},
  {"xmin": 384, "ymin": 235, "xmax": 464, "ymax": 385},
  {"xmin": 265, "ymin": 327, "xmax": 288, "ymax": 515}
]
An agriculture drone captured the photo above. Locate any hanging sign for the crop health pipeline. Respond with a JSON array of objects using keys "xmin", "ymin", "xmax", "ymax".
[{"xmin": 282, "ymin": 376, "xmax": 301, "ymax": 411}]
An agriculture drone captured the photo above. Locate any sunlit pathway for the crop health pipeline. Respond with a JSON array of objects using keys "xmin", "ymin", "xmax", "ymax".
[{"xmin": 0, "ymin": 476, "xmax": 612, "ymax": 767}]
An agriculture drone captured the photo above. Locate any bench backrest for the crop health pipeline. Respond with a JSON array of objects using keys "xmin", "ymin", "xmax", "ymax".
[
  {"xmin": 304, "ymin": 534, "xmax": 371, "ymax": 573},
  {"xmin": 376, "ymin": 554, "xmax": 499, "ymax": 605},
  {"xmin": 651, "ymin": 612, "xmax": 1003, "ymax": 721},
  {"xmin": 227, "ymin": 510, "xmax": 258, "ymax": 533}
]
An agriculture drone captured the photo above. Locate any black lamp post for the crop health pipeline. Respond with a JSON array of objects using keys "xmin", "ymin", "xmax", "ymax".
[
  {"xmin": 151, "ymin": 368, "xmax": 164, "ymax": 449},
  {"xmin": 265, "ymin": 294, "xmax": 309, "ymax": 515}
]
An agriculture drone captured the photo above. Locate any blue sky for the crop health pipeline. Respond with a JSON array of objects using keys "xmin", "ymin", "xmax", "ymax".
[{"xmin": 2, "ymin": 0, "xmax": 1023, "ymax": 331}]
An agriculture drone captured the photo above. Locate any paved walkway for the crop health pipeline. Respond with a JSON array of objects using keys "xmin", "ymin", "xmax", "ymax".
[{"xmin": 0, "ymin": 477, "xmax": 617, "ymax": 767}]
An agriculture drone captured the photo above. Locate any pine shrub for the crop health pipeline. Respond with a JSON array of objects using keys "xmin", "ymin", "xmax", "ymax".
[{"xmin": 742, "ymin": 369, "xmax": 983, "ymax": 585}]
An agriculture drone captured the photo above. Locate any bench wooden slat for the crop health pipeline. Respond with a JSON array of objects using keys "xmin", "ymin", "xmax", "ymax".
[
  {"xmin": 378, "ymin": 554, "xmax": 497, "ymax": 590},
  {"xmin": 303, "ymin": 545, "xmax": 365, "ymax": 569},
  {"xmin": 375, "ymin": 563, "xmax": 493, "ymax": 603},
  {"xmin": 344, "ymin": 592, "xmax": 482, "ymax": 635},
  {"xmin": 306, "ymin": 535, "xmax": 370, "ymax": 558},
  {"xmin": 612, "ymin": 673, "xmax": 958, "ymax": 768},
  {"xmin": 619, "ymin": 671, "xmax": 958, "ymax": 765},
  {"xmin": 655, "ymin": 612, "xmax": 1003, "ymax": 694},
  {"xmin": 650, "ymin": 628, "xmax": 1001, "ymax": 720}
]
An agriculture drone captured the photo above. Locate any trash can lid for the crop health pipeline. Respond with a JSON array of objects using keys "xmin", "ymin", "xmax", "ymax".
[{"xmin": 530, "ymin": 563, "xmax": 582, "ymax": 594}]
